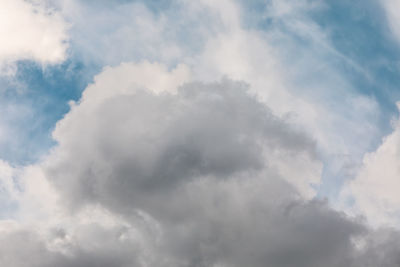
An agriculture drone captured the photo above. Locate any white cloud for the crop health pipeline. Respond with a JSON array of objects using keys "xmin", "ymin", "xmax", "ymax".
[
  {"xmin": 342, "ymin": 104, "xmax": 400, "ymax": 227},
  {"xmin": 381, "ymin": 0, "xmax": 400, "ymax": 42},
  {"xmin": 0, "ymin": 160, "xmax": 19, "ymax": 215},
  {"xmin": 0, "ymin": 0, "xmax": 68, "ymax": 70}
]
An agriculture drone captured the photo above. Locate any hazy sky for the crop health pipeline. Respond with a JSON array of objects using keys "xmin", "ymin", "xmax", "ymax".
[{"xmin": 2, "ymin": 0, "xmax": 400, "ymax": 266}]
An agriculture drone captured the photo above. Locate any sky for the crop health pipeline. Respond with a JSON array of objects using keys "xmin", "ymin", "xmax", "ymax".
[{"xmin": 2, "ymin": 0, "xmax": 400, "ymax": 266}]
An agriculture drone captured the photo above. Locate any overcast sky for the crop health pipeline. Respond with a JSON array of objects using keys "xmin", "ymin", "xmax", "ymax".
[{"xmin": 2, "ymin": 0, "xmax": 400, "ymax": 266}]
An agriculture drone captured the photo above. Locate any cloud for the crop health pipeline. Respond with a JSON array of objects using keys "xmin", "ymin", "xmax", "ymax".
[
  {"xmin": 0, "ymin": 221, "xmax": 143, "ymax": 267},
  {"xmin": 0, "ymin": 0, "xmax": 68, "ymax": 71},
  {"xmin": 0, "ymin": 61, "xmax": 398, "ymax": 267},
  {"xmin": 46, "ymin": 62, "xmax": 321, "ymax": 213},
  {"xmin": 381, "ymin": 0, "xmax": 400, "ymax": 42},
  {"xmin": 56, "ymin": 0, "xmax": 207, "ymax": 66},
  {"xmin": 1, "ymin": 0, "xmax": 400, "ymax": 266},
  {"xmin": 0, "ymin": 62, "xmax": 320, "ymax": 265},
  {"xmin": 342, "ymin": 104, "xmax": 400, "ymax": 226},
  {"xmin": 0, "ymin": 160, "xmax": 19, "ymax": 216}
]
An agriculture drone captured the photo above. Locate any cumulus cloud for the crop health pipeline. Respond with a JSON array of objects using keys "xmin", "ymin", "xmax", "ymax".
[
  {"xmin": 0, "ymin": 62, "xmax": 399, "ymax": 267},
  {"xmin": 46, "ymin": 62, "xmax": 320, "ymax": 211},
  {"xmin": 0, "ymin": 0, "xmax": 68, "ymax": 71}
]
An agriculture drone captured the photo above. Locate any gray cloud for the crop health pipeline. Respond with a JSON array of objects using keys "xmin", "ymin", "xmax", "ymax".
[
  {"xmin": 0, "ymin": 226, "xmax": 142, "ymax": 267},
  {"xmin": 2, "ymin": 77, "xmax": 400, "ymax": 267},
  {"xmin": 47, "ymin": 80, "xmax": 318, "ymax": 216}
]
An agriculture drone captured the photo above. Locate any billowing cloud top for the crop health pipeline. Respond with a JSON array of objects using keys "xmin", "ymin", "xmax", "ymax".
[{"xmin": 1, "ymin": 0, "xmax": 400, "ymax": 266}]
